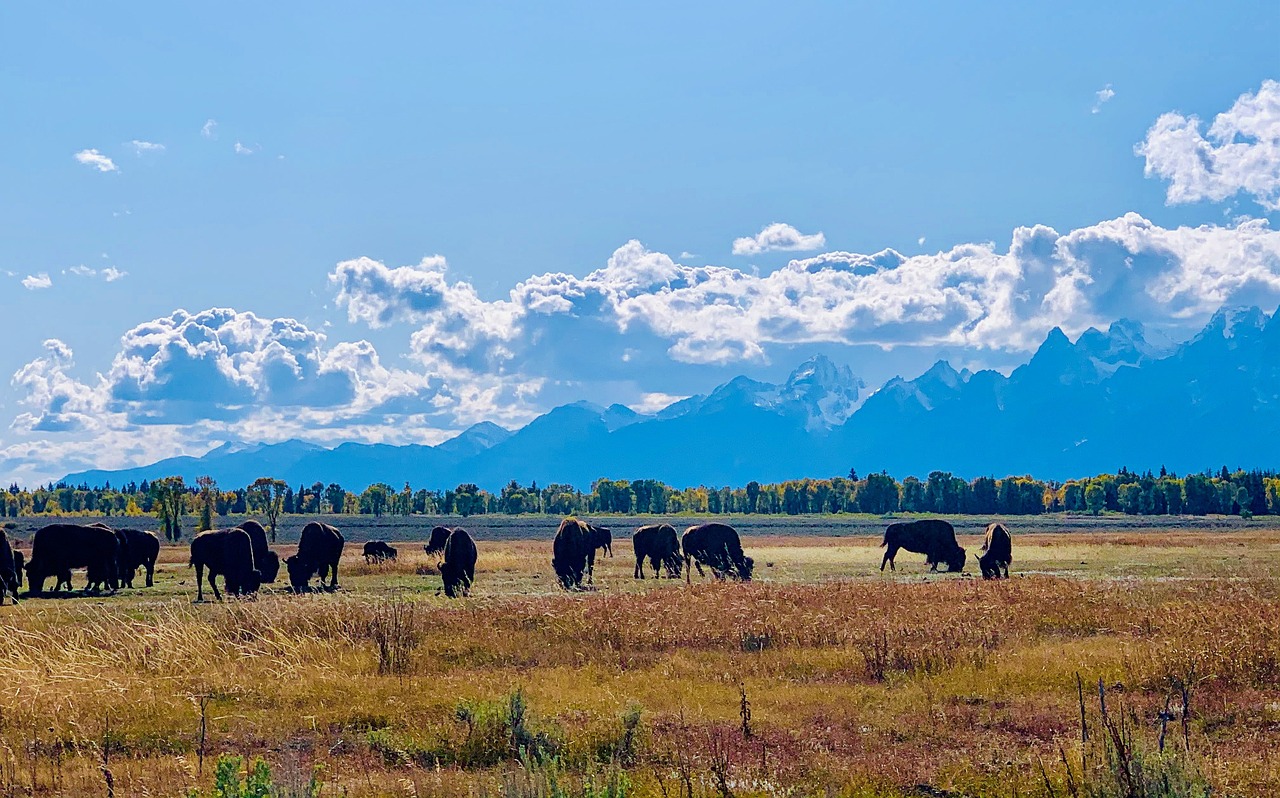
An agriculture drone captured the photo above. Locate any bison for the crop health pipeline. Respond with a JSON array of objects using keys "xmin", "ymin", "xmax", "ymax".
[
  {"xmin": 26, "ymin": 523, "xmax": 121, "ymax": 594},
  {"xmin": 189, "ymin": 528, "xmax": 262, "ymax": 602},
  {"xmin": 363, "ymin": 540, "xmax": 398, "ymax": 564},
  {"xmin": 0, "ymin": 532, "xmax": 20, "ymax": 605},
  {"xmin": 584, "ymin": 522, "xmax": 612, "ymax": 584},
  {"xmin": 285, "ymin": 522, "xmax": 344, "ymax": 592},
  {"xmin": 116, "ymin": 528, "xmax": 161, "ymax": 588},
  {"xmin": 879, "ymin": 519, "xmax": 966, "ymax": 573},
  {"xmin": 682, "ymin": 523, "xmax": 754, "ymax": 582},
  {"xmin": 12, "ymin": 551, "xmax": 24, "ymax": 591},
  {"xmin": 978, "ymin": 522, "xmax": 1012, "ymax": 579},
  {"xmin": 551, "ymin": 517, "xmax": 592, "ymax": 590},
  {"xmin": 632, "ymin": 524, "xmax": 682, "ymax": 579},
  {"xmin": 425, "ymin": 526, "xmax": 476, "ymax": 598},
  {"xmin": 238, "ymin": 521, "xmax": 280, "ymax": 583}
]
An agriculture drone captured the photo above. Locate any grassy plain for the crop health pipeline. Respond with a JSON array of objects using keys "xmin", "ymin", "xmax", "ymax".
[{"xmin": 1, "ymin": 514, "xmax": 1278, "ymax": 797}]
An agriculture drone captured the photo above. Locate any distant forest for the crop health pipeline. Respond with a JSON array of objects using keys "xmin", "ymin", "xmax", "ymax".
[{"xmin": 3, "ymin": 466, "xmax": 1275, "ymax": 534}]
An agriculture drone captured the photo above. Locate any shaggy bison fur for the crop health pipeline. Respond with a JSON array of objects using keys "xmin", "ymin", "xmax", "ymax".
[
  {"xmin": 551, "ymin": 518, "xmax": 592, "ymax": 590},
  {"xmin": 978, "ymin": 522, "xmax": 1013, "ymax": 579},
  {"xmin": 238, "ymin": 521, "xmax": 280, "ymax": 584}
]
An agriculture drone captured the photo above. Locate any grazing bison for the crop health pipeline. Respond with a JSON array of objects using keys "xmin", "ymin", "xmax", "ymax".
[
  {"xmin": 26, "ymin": 523, "xmax": 121, "ymax": 594},
  {"xmin": 978, "ymin": 522, "xmax": 1013, "ymax": 579},
  {"xmin": 238, "ymin": 521, "xmax": 280, "ymax": 584},
  {"xmin": 189, "ymin": 528, "xmax": 262, "ymax": 602},
  {"xmin": 632, "ymin": 524, "xmax": 682, "ymax": 579},
  {"xmin": 682, "ymin": 523, "xmax": 754, "ymax": 582},
  {"xmin": 285, "ymin": 522, "xmax": 344, "ymax": 592},
  {"xmin": 0, "ymin": 532, "xmax": 20, "ymax": 605},
  {"xmin": 363, "ymin": 540, "xmax": 398, "ymax": 563},
  {"xmin": 551, "ymin": 518, "xmax": 592, "ymax": 590},
  {"xmin": 879, "ymin": 519, "xmax": 966, "ymax": 573},
  {"xmin": 116, "ymin": 528, "xmax": 161, "ymax": 588},
  {"xmin": 425, "ymin": 527, "xmax": 477, "ymax": 598},
  {"xmin": 584, "ymin": 522, "xmax": 612, "ymax": 584}
]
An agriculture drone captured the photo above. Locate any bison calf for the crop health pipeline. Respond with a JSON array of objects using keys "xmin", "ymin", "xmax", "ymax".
[
  {"xmin": 979, "ymin": 522, "xmax": 1013, "ymax": 579},
  {"xmin": 363, "ymin": 540, "xmax": 398, "ymax": 564}
]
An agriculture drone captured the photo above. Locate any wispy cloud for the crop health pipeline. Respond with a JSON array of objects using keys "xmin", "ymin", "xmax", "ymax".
[
  {"xmin": 234, "ymin": 141, "xmax": 256, "ymax": 155},
  {"xmin": 74, "ymin": 149, "xmax": 118, "ymax": 173},
  {"xmin": 68, "ymin": 266, "xmax": 96, "ymax": 277},
  {"xmin": 128, "ymin": 140, "xmax": 165, "ymax": 155},
  {"xmin": 1092, "ymin": 83, "xmax": 1115, "ymax": 114},
  {"xmin": 732, "ymin": 222, "xmax": 826, "ymax": 256},
  {"xmin": 201, "ymin": 119, "xmax": 218, "ymax": 138},
  {"xmin": 102, "ymin": 267, "xmax": 128, "ymax": 282},
  {"xmin": 21, "ymin": 274, "xmax": 52, "ymax": 290}
]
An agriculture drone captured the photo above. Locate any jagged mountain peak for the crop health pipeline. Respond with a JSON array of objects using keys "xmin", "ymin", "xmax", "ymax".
[{"xmin": 1199, "ymin": 305, "xmax": 1268, "ymax": 340}]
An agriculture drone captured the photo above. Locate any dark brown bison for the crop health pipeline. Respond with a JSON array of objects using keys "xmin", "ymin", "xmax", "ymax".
[
  {"xmin": 682, "ymin": 523, "xmax": 753, "ymax": 582},
  {"xmin": 115, "ymin": 528, "xmax": 161, "ymax": 588},
  {"xmin": 632, "ymin": 524, "xmax": 681, "ymax": 579},
  {"xmin": 551, "ymin": 518, "xmax": 592, "ymax": 590},
  {"xmin": 12, "ymin": 551, "xmax": 24, "ymax": 591},
  {"xmin": 26, "ymin": 523, "xmax": 121, "ymax": 594},
  {"xmin": 363, "ymin": 540, "xmax": 398, "ymax": 563},
  {"xmin": 425, "ymin": 527, "xmax": 476, "ymax": 598},
  {"xmin": 285, "ymin": 522, "xmax": 344, "ymax": 592},
  {"xmin": 189, "ymin": 528, "xmax": 261, "ymax": 602},
  {"xmin": 584, "ymin": 522, "xmax": 612, "ymax": 583},
  {"xmin": 880, "ymin": 519, "xmax": 966, "ymax": 573},
  {"xmin": 978, "ymin": 522, "xmax": 1012, "ymax": 579},
  {"xmin": 0, "ymin": 532, "xmax": 20, "ymax": 605},
  {"xmin": 238, "ymin": 521, "xmax": 280, "ymax": 583}
]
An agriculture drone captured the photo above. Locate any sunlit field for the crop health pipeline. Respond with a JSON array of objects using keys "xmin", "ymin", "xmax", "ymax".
[{"xmin": 1, "ymin": 515, "xmax": 1278, "ymax": 796}]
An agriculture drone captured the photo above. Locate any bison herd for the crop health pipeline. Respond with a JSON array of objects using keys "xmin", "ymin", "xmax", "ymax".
[{"xmin": 0, "ymin": 515, "xmax": 1014, "ymax": 606}]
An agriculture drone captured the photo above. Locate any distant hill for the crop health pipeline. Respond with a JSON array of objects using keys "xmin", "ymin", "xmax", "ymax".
[{"xmin": 61, "ymin": 306, "xmax": 1280, "ymax": 489}]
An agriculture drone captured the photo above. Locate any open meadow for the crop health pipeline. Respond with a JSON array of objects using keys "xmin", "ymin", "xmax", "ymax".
[{"xmin": 1, "ymin": 515, "xmax": 1278, "ymax": 797}]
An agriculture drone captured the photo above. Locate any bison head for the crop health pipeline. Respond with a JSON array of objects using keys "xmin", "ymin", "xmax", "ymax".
[
  {"xmin": 736, "ymin": 556, "xmax": 755, "ymax": 582},
  {"xmin": 945, "ymin": 547, "xmax": 967, "ymax": 573},
  {"xmin": 259, "ymin": 551, "xmax": 281, "ymax": 584},
  {"xmin": 243, "ymin": 569, "xmax": 263, "ymax": 594},
  {"xmin": 425, "ymin": 526, "xmax": 452, "ymax": 555},
  {"xmin": 284, "ymin": 555, "xmax": 313, "ymax": 592}
]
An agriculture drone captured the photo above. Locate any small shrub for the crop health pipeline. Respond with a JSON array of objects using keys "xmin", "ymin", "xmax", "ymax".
[{"xmin": 368, "ymin": 599, "xmax": 421, "ymax": 676}]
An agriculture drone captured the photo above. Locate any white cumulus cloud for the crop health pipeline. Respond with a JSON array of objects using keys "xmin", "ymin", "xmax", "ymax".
[
  {"xmin": 732, "ymin": 222, "xmax": 826, "ymax": 256},
  {"xmin": 21, "ymin": 273, "xmax": 52, "ymax": 290},
  {"xmin": 74, "ymin": 149, "xmax": 118, "ymax": 172},
  {"xmin": 102, "ymin": 267, "xmax": 127, "ymax": 282},
  {"xmin": 1138, "ymin": 79, "xmax": 1280, "ymax": 210},
  {"xmin": 129, "ymin": 140, "xmax": 165, "ymax": 154}
]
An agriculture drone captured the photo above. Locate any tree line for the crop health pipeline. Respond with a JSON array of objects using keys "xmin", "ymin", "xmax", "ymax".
[{"xmin": 3, "ymin": 466, "xmax": 1276, "ymax": 535}]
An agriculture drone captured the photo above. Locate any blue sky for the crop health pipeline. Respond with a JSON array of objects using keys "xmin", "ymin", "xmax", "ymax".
[{"xmin": 4, "ymin": 2, "xmax": 1280, "ymax": 483}]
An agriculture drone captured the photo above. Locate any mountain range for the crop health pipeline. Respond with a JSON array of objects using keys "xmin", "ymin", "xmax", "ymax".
[{"xmin": 62, "ymin": 306, "xmax": 1280, "ymax": 490}]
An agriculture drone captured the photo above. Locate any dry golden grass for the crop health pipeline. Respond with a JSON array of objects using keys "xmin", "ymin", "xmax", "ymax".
[{"xmin": 0, "ymin": 530, "xmax": 1278, "ymax": 796}]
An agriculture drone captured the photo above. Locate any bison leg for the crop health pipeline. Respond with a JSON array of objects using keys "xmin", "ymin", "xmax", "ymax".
[
  {"xmin": 208, "ymin": 570, "xmax": 223, "ymax": 602},
  {"xmin": 880, "ymin": 545, "xmax": 898, "ymax": 572},
  {"xmin": 586, "ymin": 550, "xmax": 596, "ymax": 584},
  {"xmin": 145, "ymin": 561, "xmax": 154, "ymax": 588},
  {"xmin": 329, "ymin": 559, "xmax": 339, "ymax": 588},
  {"xmin": 194, "ymin": 564, "xmax": 205, "ymax": 602},
  {"xmin": 633, "ymin": 555, "xmax": 643, "ymax": 579}
]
